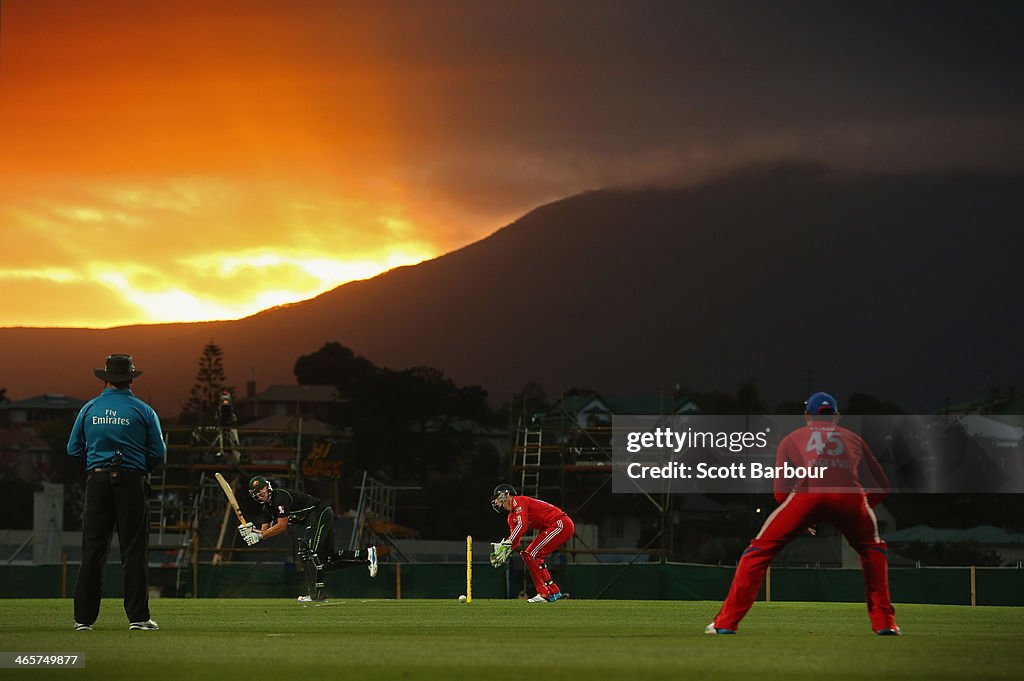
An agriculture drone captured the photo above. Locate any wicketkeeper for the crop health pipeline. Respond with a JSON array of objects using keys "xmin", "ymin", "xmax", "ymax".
[
  {"xmin": 706, "ymin": 392, "xmax": 900, "ymax": 636},
  {"xmin": 241, "ymin": 476, "xmax": 378, "ymax": 602},
  {"xmin": 490, "ymin": 483, "xmax": 574, "ymax": 602}
]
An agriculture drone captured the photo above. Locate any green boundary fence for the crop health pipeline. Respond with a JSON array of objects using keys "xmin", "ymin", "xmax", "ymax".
[{"xmin": 1, "ymin": 563, "xmax": 1021, "ymax": 605}]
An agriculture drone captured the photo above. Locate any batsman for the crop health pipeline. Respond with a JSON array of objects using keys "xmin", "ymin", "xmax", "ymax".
[{"xmin": 240, "ymin": 476, "xmax": 378, "ymax": 602}]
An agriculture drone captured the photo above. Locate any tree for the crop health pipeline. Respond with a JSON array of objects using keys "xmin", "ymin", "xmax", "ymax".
[
  {"xmin": 845, "ymin": 393, "xmax": 905, "ymax": 415},
  {"xmin": 691, "ymin": 380, "xmax": 766, "ymax": 414},
  {"xmin": 180, "ymin": 341, "xmax": 233, "ymax": 424},
  {"xmin": 291, "ymin": 342, "xmax": 497, "ymax": 506},
  {"xmin": 735, "ymin": 379, "xmax": 767, "ymax": 414},
  {"xmin": 503, "ymin": 381, "xmax": 550, "ymax": 428},
  {"xmin": 513, "ymin": 382, "xmax": 549, "ymax": 412},
  {"xmin": 293, "ymin": 342, "xmax": 378, "ymax": 397}
]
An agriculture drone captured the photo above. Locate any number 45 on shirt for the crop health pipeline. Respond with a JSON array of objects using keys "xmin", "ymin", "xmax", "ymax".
[{"xmin": 806, "ymin": 431, "xmax": 845, "ymax": 456}]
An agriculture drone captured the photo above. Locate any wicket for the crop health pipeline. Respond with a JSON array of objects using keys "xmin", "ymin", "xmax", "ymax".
[{"xmin": 466, "ymin": 535, "xmax": 472, "ymax": 603}]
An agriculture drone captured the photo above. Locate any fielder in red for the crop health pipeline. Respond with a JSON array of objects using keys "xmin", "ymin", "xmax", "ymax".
[
  {"xmin": 490, "ymin": 484, "xmax": 574, "ymax": 602},
  {"xmin": 707, "ymin": 392, "xmax": 900, "ymax": 636}
]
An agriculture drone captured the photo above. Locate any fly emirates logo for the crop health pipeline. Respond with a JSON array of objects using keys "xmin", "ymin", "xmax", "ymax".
[{"xmin": 92, "ymin": 408, "xmax": 131, "ymax": 426}]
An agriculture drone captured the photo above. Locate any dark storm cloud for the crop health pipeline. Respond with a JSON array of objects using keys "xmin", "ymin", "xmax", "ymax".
[{"xmin": 352, "ymin": 0, "xmax": 1024, "ymax": 215}]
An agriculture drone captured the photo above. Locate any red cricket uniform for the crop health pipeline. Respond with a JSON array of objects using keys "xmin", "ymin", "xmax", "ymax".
[
  {"xmin": 714, "ymin": 419, "xmax": 897, "ymax": 633},
  {"xmin": 506, "ymin": 495, "xmax": 575, "ymax": 598}
]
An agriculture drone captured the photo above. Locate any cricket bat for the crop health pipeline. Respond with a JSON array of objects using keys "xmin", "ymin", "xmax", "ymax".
[{"xmin": 214, "ymin": 472, "xmax": 248, "ymax": 525}]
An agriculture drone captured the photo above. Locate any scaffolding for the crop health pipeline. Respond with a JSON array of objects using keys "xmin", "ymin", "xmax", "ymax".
[
  {"xmin": 349, "ymin": 471, "xmax": 422, "ymax": 562},
  {"xmin": 510, "ymin": 398, "xmax": 674, "ymax": 584}
]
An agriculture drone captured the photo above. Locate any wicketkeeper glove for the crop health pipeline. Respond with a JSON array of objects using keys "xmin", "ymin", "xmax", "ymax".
[{"xmin": 489, "ymin": 539, "xmax": 512, "ymax": 567}]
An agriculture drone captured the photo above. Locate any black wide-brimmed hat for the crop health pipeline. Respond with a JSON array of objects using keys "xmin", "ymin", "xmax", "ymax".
[{"xmin": 93, "ymin": 354, "xmax": 144, "ymax": 382}]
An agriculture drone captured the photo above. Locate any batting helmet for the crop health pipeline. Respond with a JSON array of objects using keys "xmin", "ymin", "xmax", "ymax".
[
  {"xmin": 248, "ymin": 475, "xmax": 273, "ymax": 502},
  {"xmin": 491, "ymin": 483, "xmax": 517, "ymax": 513}
]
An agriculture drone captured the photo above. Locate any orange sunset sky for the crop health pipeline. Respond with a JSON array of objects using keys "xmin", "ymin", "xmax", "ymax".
[
  {"xmin": 0, "ymin": 2, "xmax": 562, "ymax": 327},
  {"xmin": 2, "ymin": 2, "xmax": 1020, "ymax": 328}
]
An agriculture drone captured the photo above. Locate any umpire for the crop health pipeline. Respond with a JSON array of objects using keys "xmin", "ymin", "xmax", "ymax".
[{"xmin": 67, "ymin": 354, "xmax": 166, "ymax": 631}]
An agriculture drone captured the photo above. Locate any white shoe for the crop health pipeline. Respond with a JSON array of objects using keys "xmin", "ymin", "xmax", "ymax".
[
  {"xmin": 367, "ymin": 546, "xmax": 378, "ymax": 578},
  {"xmin": 297, "ymin": 595, "xmax": 313, "ymax": 602},
  {"xmin": 129, "ymin": 619, "xmax": 159, "ymax": 631},
  {"xmin": 526, "ymin": 594, "xmax": 548, "ymax": 603},
  {"xmin": 74, "ymin": 623, "xmax": 92, "ymax": 631}
]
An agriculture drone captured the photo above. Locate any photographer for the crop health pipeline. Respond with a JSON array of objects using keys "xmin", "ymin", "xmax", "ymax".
[{"xmin": 215, "ymin": 391, "xmax": 242, "ymax": 463}]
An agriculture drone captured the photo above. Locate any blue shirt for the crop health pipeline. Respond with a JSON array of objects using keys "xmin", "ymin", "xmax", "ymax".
[{"xmin": 67, "ymin": 388, "xmax": 167, "ymax": 472}]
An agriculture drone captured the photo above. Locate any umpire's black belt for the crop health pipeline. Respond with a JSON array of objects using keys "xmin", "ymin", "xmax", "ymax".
[{"xmin": 89, "ymin": 467, "xmax": 145, "ymax": 474}]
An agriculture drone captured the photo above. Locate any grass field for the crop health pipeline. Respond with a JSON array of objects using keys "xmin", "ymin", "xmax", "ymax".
[{"xmin": 2, "ymin": 599, "xmax": 1022, "ymax": 680}]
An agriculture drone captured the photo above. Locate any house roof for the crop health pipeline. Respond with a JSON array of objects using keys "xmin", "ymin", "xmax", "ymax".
[
  {"xmin": 548, "ymin": 394, "xmax": 607, "ymax": 415},
  {"xmin": 0, "ymin": 393, "xmax": 87, "ymax": 411},
  {"xmin": 604, "ymin": 395, "xmax": 699, "ymax": 414},
  {"xmin": 547, "ymin": 392, "xmax": 698, "ymax": 417},
  {"xmin": 239, "ymin": 385, "xmax": 339, "ymax": 404}
]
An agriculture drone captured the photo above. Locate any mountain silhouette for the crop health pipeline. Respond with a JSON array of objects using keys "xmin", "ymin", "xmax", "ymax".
[{"xmin": 2, "ymin": 164, "xmax": 1021, "ymax": 414}]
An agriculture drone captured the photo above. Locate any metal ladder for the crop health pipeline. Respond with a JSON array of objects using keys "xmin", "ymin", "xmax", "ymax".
[
  {"xmin": 148, "ymin": 465, "xmax": 169, "ymax": 542},
  {"xmin": 148, "ymin": 431, "xmax": 172, "ymax": 542},
  {"xmin": 518, "ymin": 426, "xmax": 543, "ymax": 498},
  {"xmin": 174, "ymin": 471, "xmax": 224, "ymax": 594}
]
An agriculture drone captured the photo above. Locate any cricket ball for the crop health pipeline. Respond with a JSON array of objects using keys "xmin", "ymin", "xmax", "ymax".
[{"xmin": 458, "ymin": 595, "xmax": 467, "ymax": 602}]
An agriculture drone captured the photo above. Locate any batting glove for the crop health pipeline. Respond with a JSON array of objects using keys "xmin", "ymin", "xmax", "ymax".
[
  {"xmin": 238, "ymin": 522, "xmax": 255, "ymax": 539},
  {"xmin": 243, "ymin": 530, "xmax": 262, "ymax": 546}
]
